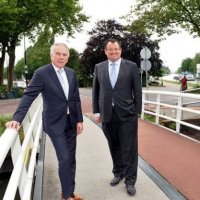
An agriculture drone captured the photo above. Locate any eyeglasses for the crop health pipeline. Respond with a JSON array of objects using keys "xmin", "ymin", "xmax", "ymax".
[{"xmin": 106, "ymin": 48, "xmax": 121, "ymax": 52}]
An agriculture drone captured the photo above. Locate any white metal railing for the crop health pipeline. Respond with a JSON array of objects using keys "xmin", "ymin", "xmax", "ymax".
[
  {"xmin": 0, "ymin": 94, "xmax": 43, "ymax": 200},
  {"xmin": 141, "ymin": 90, "xmax": 200, "ymax": 138}
]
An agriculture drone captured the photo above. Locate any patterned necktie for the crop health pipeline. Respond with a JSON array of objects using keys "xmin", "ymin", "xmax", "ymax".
[
  {"xmin": 57, "ymin": 69, "xmax": 69, "ymax": 99},
  {"xmin": 110, "ymin": 63, "xmax": 117, "ymax": 88}
]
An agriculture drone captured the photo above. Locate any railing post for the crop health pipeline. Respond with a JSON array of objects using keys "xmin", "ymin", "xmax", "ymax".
[
  {"xmin": 176, "ymin": 96, "xmax": 183, "ymax": 133},
  {"xmin": 155, "ymin": 94, "xmax": 160, "ymax": 124},
  {"xmin": 0, "ymin": 129, "xmax": 18, "ymax": 167},
  {"xmin": 141, "ymin": 92, "xmax": 145, "ymax": 119}
]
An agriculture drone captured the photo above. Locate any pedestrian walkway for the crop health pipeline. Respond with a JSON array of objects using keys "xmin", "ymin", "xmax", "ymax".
[
  {"xmin": 43, "ymin": 116, "xmax": 170, "ymax": 200},
  {"xmin": 0, "ymin": 98, "xmax": 20, "ymax": 115}
]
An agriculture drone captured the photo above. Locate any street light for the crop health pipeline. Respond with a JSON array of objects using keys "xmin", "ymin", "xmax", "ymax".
[
  {"xmin": 24, "ymin": 35, "xmax": 28, "ymax": 87},
  {"xmin": 24, "ymin": 65, "xmax": 28, "ymax": 87}
]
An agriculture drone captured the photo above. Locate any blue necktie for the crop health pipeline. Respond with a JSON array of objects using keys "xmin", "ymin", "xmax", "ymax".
[{"xmin": 110, "ymin": 63, "xmax": 117, "ymax": 88}]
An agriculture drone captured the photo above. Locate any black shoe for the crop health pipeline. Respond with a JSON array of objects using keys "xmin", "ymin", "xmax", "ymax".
[
  {"xmin": 126, "ymin": 185, "xmax": 136, "ymax": 195},
  {"xmin": 110, "ymin": 176, "xmax": 123, "ymax": 186}
]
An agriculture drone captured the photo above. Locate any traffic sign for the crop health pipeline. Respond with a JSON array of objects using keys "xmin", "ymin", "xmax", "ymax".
[
  {"xmin": 140, "ymin": 60, "xmax": 151, "ymax": 71},
  {"xmin": 140, "ymin": 47, "xmax": 151, "ymax": 59}
]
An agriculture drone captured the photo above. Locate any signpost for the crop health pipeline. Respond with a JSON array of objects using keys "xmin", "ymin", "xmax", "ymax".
[{"xmin": 140, "ymin": 47, "xmax": 151, "ymax": 88}]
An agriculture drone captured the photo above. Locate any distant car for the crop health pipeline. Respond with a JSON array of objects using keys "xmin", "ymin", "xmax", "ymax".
[
  {"xmin": 13, "ymin": 81, "xmax": 26, "ymax": 88},
  {"xmin": 148, "ymin": 76, "xmax": 160, "ymax": 86},
  {"xmin": 173, "ymin": 75, "xmax": 180, "ymax": 81},
  {"xmin": 180, "ymin": 72, "xmax": 195, "ymax": 81}
]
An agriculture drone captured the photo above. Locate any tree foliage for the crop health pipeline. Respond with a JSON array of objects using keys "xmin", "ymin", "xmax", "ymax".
[
  {"xmin": 14, "ymin": 28, "xmax": 53, "ymax": 79},
  {"xmin": 15, "ymin": 30, "xmax": 82, "ymax": 83},
  {"xmin": 68, "ymin": 48, "xmax": 84, "ymax": 85},
  {"xmin": 177, "ymin": 53, "xmax": 200, "ymax": 74},
  {"xmin": 161, "ymin": 66, "xmax": 170, "ymax": 75},
  {"xmin": 0, "ymin": 0, "xmax": 88, "ymax": 88},
  {"xmin": 80, "ymin": 20, "xmax": 163, "ymax": 86},
  {"xmin": 192, "ymin": 53, "xmax": 200, "ymax": 72},
  {"xmin": 181, "ymin": 58, "xmax": 193, "ymax": 73},
  {"xmin": 125, "ymin": 0, "xmax": 200, "ymax": 37}
]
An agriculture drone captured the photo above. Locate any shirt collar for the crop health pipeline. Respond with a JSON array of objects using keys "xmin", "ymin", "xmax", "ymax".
[
  {"xmin": 108, "ymin": 58, "xmax": 121, "ymax": 66},
  {"xmin": 52, "ymin": 64, "xmax": 64, "ymax": 73}
]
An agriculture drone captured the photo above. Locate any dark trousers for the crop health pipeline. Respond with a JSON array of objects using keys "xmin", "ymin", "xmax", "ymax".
[
  {"xmin": 102, "ymin": 109, "xmax": 138, "ymax": 185},
  {"xmin": 49, "ymin": 115, "xmax": 76, "ymax": 198}
]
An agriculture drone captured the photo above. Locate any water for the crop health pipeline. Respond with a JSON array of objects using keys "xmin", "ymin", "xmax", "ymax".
[
  {"xmin": 0, "ymin": 173, "xmax": 20, "ymax": 200},
  {"xmin": 0, "ymin": 173, "xmax": 10, "ymax": 199}
]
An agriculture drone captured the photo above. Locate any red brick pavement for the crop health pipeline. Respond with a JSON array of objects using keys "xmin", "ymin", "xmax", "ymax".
[{"xmin": 0, "ymin": 99, "xmax": 20, "ymax": 115}]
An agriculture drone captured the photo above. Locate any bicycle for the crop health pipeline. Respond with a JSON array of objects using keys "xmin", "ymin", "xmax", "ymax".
[{"xmin": 0, "ymin": 90, "xmax": 14, "ymax": 99}]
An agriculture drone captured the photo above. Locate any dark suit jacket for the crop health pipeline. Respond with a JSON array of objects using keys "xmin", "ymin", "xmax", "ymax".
[
  {"xmin": 13, "ymin": 64, "xmax": 83, "ymax": 136},
  {"xmin": 92, "ymin": 58, "xmax": 142, "ymax": 122}
]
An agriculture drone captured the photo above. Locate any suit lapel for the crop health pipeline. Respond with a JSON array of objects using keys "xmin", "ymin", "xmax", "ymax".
[
  {"xmin": 103, "ymin": 61, "xmax": 112, "ymax": 88},
  {"xmin": 48, "ymin": 64, "xmax": 67, "ymax": 100}
]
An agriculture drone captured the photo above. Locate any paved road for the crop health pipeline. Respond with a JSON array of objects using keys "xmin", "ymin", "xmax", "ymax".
[{"xmin": 0, "ymin": 98, "xmax": 20, "ymax": 115}]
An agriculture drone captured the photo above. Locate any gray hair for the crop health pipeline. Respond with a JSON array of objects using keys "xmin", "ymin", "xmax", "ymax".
[{"xmin": 50, "ymin": 42, "xmax": 70, "ymax": 57}]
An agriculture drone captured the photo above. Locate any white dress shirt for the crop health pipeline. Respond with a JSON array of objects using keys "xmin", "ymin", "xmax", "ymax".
[{"xmin": 53, "ymin": 64, "xmax": 69, "ymax": 114}]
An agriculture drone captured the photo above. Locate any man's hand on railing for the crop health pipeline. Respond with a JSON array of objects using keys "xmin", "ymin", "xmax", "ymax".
[{"xmin": 5, "ymin": 120, "xmax": 21, "ymax": 131}]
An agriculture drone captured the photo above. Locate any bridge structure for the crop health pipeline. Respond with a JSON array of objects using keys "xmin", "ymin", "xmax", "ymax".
[{"xmin": 0, "ymin": 88, "xmax": 200, "ymax": 200}]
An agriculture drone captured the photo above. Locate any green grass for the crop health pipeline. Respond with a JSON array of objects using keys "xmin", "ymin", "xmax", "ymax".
[
  {"xmin": 143, "ymin": 113, "xmax": 155, "ymax": 122},
  {"xmin": 0, "ymin": 115, "xmax": 24, "ymax": 142},
  {"xmin": 0, "ymin": 114, "xmax": 12, "ymax": 136}
]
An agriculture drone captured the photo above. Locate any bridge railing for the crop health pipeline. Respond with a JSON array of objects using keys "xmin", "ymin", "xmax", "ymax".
[
  {"xmin": 141, "ymin": 90, "xmax": 200, "ymax": 139},
  {"xmin": 0, "ymin": 94, "xmax": 43, "ymax": 200}
]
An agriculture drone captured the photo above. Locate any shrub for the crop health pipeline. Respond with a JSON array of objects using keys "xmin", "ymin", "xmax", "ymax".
[{"xmin": 0, "ymin": 115, "xmax": 12, "ymax": 136}]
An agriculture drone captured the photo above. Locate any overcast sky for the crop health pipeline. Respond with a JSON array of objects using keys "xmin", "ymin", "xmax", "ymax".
[{"xmin": 16, "ymin": 0, "xmax": 200, "ymax": 73}]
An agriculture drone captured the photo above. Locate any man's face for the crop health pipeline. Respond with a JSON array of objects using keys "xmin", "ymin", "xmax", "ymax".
[
  {"xmin": 104, "ymin": 42, "xmax": 122, "ymax": 62},
  {"xmin": 50, "ymin": 46, "xmax": 69, "ymax": 68}
]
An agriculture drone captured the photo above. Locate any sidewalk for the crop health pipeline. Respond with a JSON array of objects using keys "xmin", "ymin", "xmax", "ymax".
[
  {"xmin": 0, "ymin": 98, "xmax": 20, "ymax": 115},
  {"xmin": 43, "ymin": 116, "xmax": 169, "ymax": 200}
]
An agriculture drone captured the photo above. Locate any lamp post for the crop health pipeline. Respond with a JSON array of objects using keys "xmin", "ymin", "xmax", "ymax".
[{"xmin": 24, "ymin": 35, "xmax": 28, "ymax": 87}]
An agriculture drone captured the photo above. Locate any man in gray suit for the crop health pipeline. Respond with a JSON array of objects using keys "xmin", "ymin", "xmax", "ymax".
[
  {"xmin": 92, "ymin": 38, "xmax": 142, "ymax": 195},
  {"xmin": 6, "ymin": 43, "xmax": 83, "ymax": 200}
]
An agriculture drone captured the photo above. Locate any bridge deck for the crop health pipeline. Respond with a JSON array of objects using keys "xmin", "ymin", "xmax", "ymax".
[
  {"xmin": 1, "ymin": 91, "xmax": 200, "ymax": 200},
  {"xmin": 43, "ymin": 115, "xmax": 200, "ymax": 200},
  {"xmin": 43, "ymin": 116, "xmax": 170, "ymax": 200}
]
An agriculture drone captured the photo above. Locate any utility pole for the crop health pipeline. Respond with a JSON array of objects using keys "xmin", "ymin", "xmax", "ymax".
[{"xmin": 24, "ymin": 35, "xmax": 28, "ymax": 87}]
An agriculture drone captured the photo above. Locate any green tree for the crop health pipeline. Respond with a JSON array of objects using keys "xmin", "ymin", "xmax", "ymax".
[
  {"xmin": 15, "ymin": 31, "xmax": 83, "ymax": 84},
  {"xmin": 161, "ymin": 66, "xmax": 170, "ymax": 75},
  {"xmin": 125, "ymin": 0, "xmax": 200, "ymax": 37},
  {"xmin": 80, "ymin": 20, "xmax": 162, "ymax": 86},
  {"xmin": 0, "ymin": 0, "xmax": 88, "ymax": 89},
  {"xmin": 192, "ymin": 53, "xmax": 200, "ymax": 73},
  {"xmin": 181, "ymin": 58, "xmax": 193, "ymax": 73},
  {"xmin": 68, "ymin": 48, "xmax": 85, "ymax": 86},
  {"xmin": 15, "ymin": 28, "xmax": 53, "ymax": 79}
]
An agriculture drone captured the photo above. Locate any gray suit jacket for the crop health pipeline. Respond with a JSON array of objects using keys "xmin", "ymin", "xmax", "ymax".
[
  {"xmin": 92, "ymin": 58, "xmax": 142, "ymax": 122},
  {"xmin": 13, "ymin": 64, "xmax": 83, "ymax": 136}
]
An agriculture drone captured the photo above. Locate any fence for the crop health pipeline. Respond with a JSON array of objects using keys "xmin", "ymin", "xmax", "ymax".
[
  {"xmin": 0, "ymin": 94, "xmax": 43, "ymax": 200},
  {"xmin": 141, "ymin": 90, "xmax": 200, "ymax": 139}
]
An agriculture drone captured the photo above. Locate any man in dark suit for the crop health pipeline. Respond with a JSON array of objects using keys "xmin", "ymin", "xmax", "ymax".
[
  {"xmin": 6, "ymin": 43, "xmax": 84, "ymax": 200},
  {"xmin": 92, "ymin": 38, "xmax": 142, "ymax": 195}
]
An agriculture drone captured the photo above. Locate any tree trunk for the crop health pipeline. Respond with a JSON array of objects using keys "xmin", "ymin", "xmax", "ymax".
[
  {"xmin": 0, "ymin": 45, "xmax": 6, "ymax": 85},
  {"xmin": 7, "ymin": 41, "xmax": 16, "ymax": 90}
]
